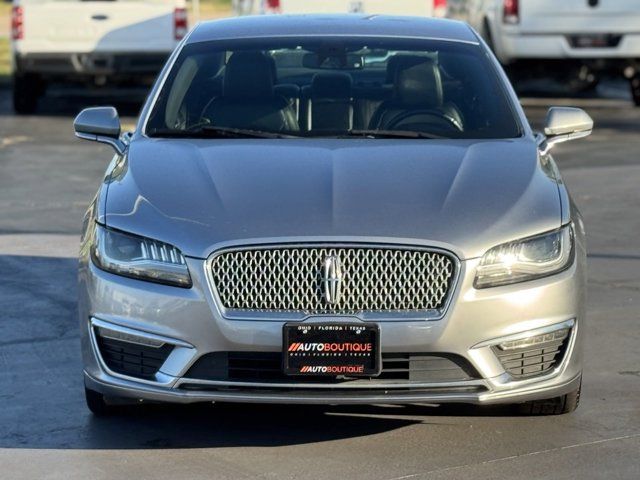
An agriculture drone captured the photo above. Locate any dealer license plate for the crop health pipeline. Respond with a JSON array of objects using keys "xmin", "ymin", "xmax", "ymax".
[{"xmin": 283, "ymin": 323, "xmax": 380, "ymax": 376}]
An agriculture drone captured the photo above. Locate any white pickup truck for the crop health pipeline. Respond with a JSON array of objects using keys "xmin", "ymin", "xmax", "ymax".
[
  {"xmin": 453, "ymin": 0, "xmax": 640, "ymax": 104},
  {"xmin": 233, "ymin": 0, "xmax": 448, "ymax": 17},
  {"xmin": 10, "ymin": 0, "xmax": 187, "ymax": 114}
]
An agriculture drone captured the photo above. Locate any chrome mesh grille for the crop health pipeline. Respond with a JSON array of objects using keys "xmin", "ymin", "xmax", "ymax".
[{"xmin": 209, "ymin": 246, "xmax": 455, "ymax": 314}]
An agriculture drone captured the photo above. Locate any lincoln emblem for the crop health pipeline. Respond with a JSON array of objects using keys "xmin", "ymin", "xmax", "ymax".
[{"xmin": 322, "ymin": 255, "xmax": 343, "ymax": 305}]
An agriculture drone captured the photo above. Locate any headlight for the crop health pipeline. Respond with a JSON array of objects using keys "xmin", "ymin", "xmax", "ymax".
[
  {"xmin": 91, "ymin": 224, "xmax": 192, "ymax": 287},
  {"xmin": 474, "ymin": 225, "xmax": 574, "ymax": 289}
]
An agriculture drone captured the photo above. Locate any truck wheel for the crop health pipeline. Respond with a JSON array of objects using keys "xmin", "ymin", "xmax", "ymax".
[
  {"xmin": 518, "ymin": 377, "xmax": 582, "ymax": 415},
  {"xmin": 568, "ymin": 77, "xmax": 599, "ymax": 94},
  {"xmin": 483, "ymin": 19, "xmax": 495, "ymax": 52},
  {"xmin": 631, "ymin": 75, "xmax": 640, "ymax": 106},
  {"xmin": 12, "ymin": 74, "xmax": 42, "ymax": 115},
  {"xmin": 570, "ymin": 65, "xmax": 599, "ymax": 93}
]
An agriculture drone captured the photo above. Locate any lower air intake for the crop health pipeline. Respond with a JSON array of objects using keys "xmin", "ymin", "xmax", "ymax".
[
  {"xmin": 95, "ymin": 333, "xmax": 173, "ymax": 380},
  {"xmin": 493, "ymin": 328, "xmax": 571, "ymax": 379},
  {"xmin": 184, "ymin": 352, "xmax": 480, "ymax": 383}
]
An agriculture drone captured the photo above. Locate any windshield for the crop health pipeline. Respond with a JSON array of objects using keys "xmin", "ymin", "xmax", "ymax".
[{"xmin": 145, "ymin": 37, "xmax": 522, "ymax": 139}]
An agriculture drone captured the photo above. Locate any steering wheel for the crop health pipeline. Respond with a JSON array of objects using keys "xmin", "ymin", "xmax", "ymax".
[
  {"xmin": 386, "ymin": 109, "xmax": 462, "ymax": 133},
  {"xmin": 185, "ymin": 118, "xmax": 213, "ymax": 131}
]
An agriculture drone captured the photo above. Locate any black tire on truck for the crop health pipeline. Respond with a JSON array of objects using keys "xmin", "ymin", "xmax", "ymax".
[
  {"xmin": 12, "ymin": 73, "xmax": 43, "ymax": 115},
  {"xmin": 568, "ymin": 77, "xmax": 600, "ymax": 94},
  {"xmin": 483, "ymin": 18, "xmax": 495, "ymax": 53},
  {"xmin": 631, "ymin": 74, "xmax": 640, "ymax": 106}
]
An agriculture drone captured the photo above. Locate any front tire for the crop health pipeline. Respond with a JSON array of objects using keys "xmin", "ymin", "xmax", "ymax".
[
  {"xmin": 482, "ymin": 18, "xmax": 495, "ymax": 53},
  {"xmin": 85, "ymin": 386, "xmax": 116, "ymax": 416},
  {"xmin": 12, "ymin": 73, "xmax": 44, "ymax": 115},
  {"xmin": 631, "ymin": 75, "xmax": 640, "ymax": 106},
  {"xmin": 518, "ymin": 377, "xmax": 582, "ymax": 415}
]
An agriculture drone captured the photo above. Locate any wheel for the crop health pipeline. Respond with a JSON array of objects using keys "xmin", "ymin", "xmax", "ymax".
[
  {"xmin": 12, "ymin": 73, "xmax": 43, "ymax": 115},
  {"xmin": 482, "ymin": 18, "xmax": 495, "ymax": 53},
  {"xmin": 85, "ymin": 386, "xmax": 116, "ymax": 416},
  {"xmin": 518, "ymin": 377, "xmax": 582, "ymax": 416},
  {"xmin": 630, "ymin": 75, "xmax": 640, "ymax": 106},
  {"xmin": 568, "ymin": 76, "xmax": 599, "ymax": 94},
  {"xmin": 503, "ymin": 63, "xmax": 525, "ymax": 88}
]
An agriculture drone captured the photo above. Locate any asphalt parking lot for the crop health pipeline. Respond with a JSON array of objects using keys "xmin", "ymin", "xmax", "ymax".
[{"xmin": 0, "ymin": 85, "xmax": 639, "ymax": 479}]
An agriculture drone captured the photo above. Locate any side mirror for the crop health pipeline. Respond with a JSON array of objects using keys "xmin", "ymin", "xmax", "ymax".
[
  {"xmin": 74, "ymin": 107, "xmax": 126, "ymax": 155},
  {"xmin": 541, "ymin": 107, "xmax": 593, "ymax": 151}
]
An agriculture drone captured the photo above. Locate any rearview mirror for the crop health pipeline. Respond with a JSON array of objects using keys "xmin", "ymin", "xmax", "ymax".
[
  {"xmin": 302, "ymin": 53, "xmax": 365, "ymax": 70},
  {"xmin": 541, "ymin": 107, "xmax": 593, "ymax": 151},
  {"xmin": 74, "ymin": 107, "xmax": 126, "ymax": 155}
]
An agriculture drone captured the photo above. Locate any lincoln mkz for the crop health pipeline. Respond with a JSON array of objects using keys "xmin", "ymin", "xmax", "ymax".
[{"xmin": 75, "ymin": 15, "xmax": 592, "ymax": 415}]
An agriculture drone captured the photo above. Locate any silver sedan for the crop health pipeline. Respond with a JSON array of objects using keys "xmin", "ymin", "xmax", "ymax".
[{"xmin": 75, "ymin": 14, "xmax": 591, "ymax": 415}]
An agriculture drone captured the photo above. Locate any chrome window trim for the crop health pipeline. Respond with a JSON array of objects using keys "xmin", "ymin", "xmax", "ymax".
[
  {"xmin": 203, "ymin": 242, "xmax": 461, "ymax": 322},
  {"xmin": 188, "ymin": 33, "xmax": 480, "ymax": 46}
]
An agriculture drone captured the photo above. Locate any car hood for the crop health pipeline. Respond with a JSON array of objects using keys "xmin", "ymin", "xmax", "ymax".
[{"xmin": 104, "ymin": 137, "xmax": 561, "ymax": 260}]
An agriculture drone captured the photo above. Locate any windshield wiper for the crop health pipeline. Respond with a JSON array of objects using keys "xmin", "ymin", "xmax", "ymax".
[
  {"xmin": 148, "ymin": 126, "xmax": 301, "ymax": 139},
  {"xmin": 342, "ymin": 129, "xmax": 447, "ymax": 140}
]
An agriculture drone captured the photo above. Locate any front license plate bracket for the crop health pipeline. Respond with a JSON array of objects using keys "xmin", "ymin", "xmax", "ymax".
[{"xmin": 283, "ymin": 323, "xmax": 381, "ymax": 377}]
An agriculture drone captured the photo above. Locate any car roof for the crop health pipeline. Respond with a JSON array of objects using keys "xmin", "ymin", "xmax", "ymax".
[{"xmin": 188, "ymin": 14, "xmax": 479, "ymax": 45}]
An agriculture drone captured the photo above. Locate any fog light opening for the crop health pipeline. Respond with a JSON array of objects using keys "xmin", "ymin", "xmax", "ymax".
[
  {"xmin": 95, "ymin": 326, "xmax": 166, "ymax": 348},
  {"xmin": 490, "ymin": 321, "xmax": 575, "ymax": 380},
  {"xmin": 92, "ymin": 324, "xmax": 175, "ymax": 381},
  {"xmin": 497, "ymin": 327, "xmax": 570, "ymax": 351}
]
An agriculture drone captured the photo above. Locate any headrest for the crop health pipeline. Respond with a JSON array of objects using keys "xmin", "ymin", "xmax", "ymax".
[
  {"xmin": 385, "ymin": 55, "xmax": 433, "ymax": 84},
  {"xmin": 311, "ymin": 73, "xmax": 352, "ymax": 99},
  {"xmin": 266, "ymin": 54, "xmax": 278, "ymax": 83},
  {"xmin": 224, "ymin": 52, "xmax": 274, "ymax": 100},
  {"xmin": 394, "ymin": 58, "xmax": 443, "ymax": 108}
]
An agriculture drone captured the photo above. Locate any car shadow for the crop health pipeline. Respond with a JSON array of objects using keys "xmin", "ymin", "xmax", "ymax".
[
  {"xmin": 38, "ymin": 90, "xmax": 144, "ymax": 118},
  {"xmin": 79, "ymin": 402, "xmax": 519, "ymax": 450},
  {"xmin": 0, "ymin": 253, "xmax": 518, "ymax": 451},
  {"xmin": 0, "ymin": 85, "xmax": 143, "ymax": 118}
]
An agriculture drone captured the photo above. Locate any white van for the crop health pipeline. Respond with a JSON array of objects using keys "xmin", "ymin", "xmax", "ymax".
[
  {"xmin": 10, "ymin": 0, "xmax": 187, "ymax": 114},
  {"xmin": 455, "ymin": 0, "xmax": 640, "ymax": 104},
  {"xmin": 234, "ymin": 0, "xmax": 448, "ymax": 17}
]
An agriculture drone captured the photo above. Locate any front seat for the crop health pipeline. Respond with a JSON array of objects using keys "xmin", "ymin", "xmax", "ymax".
[
  {"xmin": 369, "ymin": 57, "xmax": 462, "ymax": 133},
  {"xmin": 203, "ymin": 51, "xmax": 299, "ymax": 132}
]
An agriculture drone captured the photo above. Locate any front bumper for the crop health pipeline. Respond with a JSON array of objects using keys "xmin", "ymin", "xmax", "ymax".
[
  {"xmin": 84, "ymin": 369, "xmax": 583, "ymax": 406},
  {"xmin": 495, "ymin": 30, "xmax": 640, "ymax": 66},
  {"xmin": 79, "ymin": 234, "xmax": 586, "ymax": 406}
]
